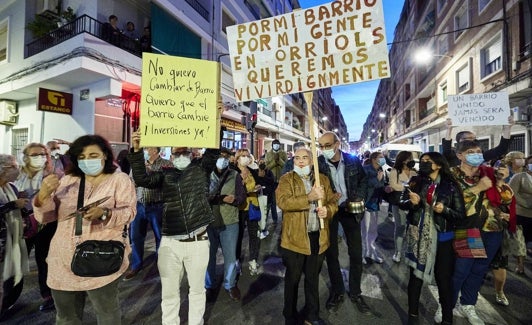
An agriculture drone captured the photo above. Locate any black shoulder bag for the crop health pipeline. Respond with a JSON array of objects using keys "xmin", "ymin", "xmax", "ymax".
[{"xmin": 71, "ymin": 175, "xmax": 127, "ymax": 277}]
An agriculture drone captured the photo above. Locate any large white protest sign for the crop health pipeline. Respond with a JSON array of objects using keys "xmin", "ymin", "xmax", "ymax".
[
  {"xmin": 448, "ymin": 92, "xmax": 510, "ymax": 126},
  {"xmin": 226, "ymin": 0, "xmax": 390, "ymax": 102}
]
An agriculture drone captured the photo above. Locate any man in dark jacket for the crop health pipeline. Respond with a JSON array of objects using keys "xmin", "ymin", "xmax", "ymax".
[
  {"xmin": 317, "ymin": 131, "xmax": 370, "ymax": 315},
  {"xmin": 129, "ymin": 131, "xmax": 217, "ymax": 325},
  {"xmin": 442, "ymin": 116, "xmax": 514, "ymax": 167}
]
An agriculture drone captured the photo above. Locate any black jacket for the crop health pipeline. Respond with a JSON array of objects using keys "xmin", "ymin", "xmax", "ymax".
[
  {"xmin": 128, "ymin": 149, "xmax": 218, "ymax": 236},
  {"xmin": 318, "ymin": 151, "xmax": 368, "ymax": 205},
  {"xmin": 399, "ymin": 175, "xmax": 465, "ymax": 232}
]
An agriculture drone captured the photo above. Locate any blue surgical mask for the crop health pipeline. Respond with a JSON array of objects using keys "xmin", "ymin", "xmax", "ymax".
[
  {"xmin": 272, "ymin": 144, "xmax": 280, "ymax": 151},
  {"xmin": 322, "ymin": 148, "xmax": 335, "ymax": 160},
  {"xmin": 143, "ymin": 150, "xmax": 150, "ymax": 161},
  {"xmin": 528, "ymin": 164, "xmax": 532, "ymax": 172},
  {"xmin": 216, "ymin": 157, "xmax": 229, "ymax": 170},
  {"xmin": 377, "ymin": 157, "xmax": 386, "ymax": 167},
  {"xmin": 78, "ymin": 158, "xmax": 104, "ymax": 176},
  {"xmin": 293, "ymin": 165, "xmax": 310, "ymax": 177},
  {"xmin": 465, "ymin": 153, "xmax": 484, "ymax": 167}
]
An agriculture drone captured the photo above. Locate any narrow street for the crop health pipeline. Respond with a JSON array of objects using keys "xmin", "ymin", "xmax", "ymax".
[{"xmin": 2, "ymin": 203, "xmax": 531, "ymax": 324}]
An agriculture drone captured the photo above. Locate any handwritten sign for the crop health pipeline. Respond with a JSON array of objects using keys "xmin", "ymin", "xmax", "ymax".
[
  {"xmin": 226, "ymin": 0, "xmax": 390, "ymax": 102},
  {"xmin": 140, "ymin": 53, "xmax": 220, "ymax": 148},
  {"xmin": 448, "ymin": 92, "xmax": 510, "ymax": 126}
]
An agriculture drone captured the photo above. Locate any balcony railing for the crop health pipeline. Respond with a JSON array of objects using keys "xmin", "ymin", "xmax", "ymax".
[
  {"xmin": 26, "ymin": 15, "xmax": 142, "ymax": 58},
  {"xmin": 185, "ymin": 0, "xmax": 209, "ymax": 21}
]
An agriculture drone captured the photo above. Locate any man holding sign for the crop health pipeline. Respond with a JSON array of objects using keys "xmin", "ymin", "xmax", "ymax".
[
  {"xmin": 128, "ymin": 131, "xmax": 218, "ymax": 325},
  {"xmin": 444, "ymin": 92, "xmax": 514, "ymax": 167}
]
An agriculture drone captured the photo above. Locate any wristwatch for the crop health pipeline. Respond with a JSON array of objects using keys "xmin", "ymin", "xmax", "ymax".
[{"xmin": 100, "ymin": 208, "xmax": 110, "ymax": 221}]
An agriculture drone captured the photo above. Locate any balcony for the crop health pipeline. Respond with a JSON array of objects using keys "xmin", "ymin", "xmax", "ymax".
[{"xmin": 26, "ymin": 15, "xmax": 143, "ymax": 58}]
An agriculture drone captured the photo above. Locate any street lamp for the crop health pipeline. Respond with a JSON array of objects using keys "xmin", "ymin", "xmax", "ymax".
[
  {"xmin": 413, "ymin": 48, "xmax": 453, "ymax": 64},
  {"xmin": 379, "ymin": 113, "xmax": 386, "ymax": 119}
]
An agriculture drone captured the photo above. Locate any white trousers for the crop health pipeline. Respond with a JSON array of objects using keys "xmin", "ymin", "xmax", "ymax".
[{"xmin": 158, "ymin": 236, "xmax": 210, "ymax": 325}]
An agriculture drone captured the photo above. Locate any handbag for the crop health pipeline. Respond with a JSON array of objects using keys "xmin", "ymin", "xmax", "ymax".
[
  {"xmin": 453, "ymin": 228, "xmax": 487, "ymax": 258},
  {"xmin": 248, "ymin": 202, "xmax": 261, "ymax": 221},
  {"xmin": 21, "ymin": 208, "xmax": 39, "ymax": 239},
  {"xmin": 70, "ymin": 175, "xmax": 126, "ymax": 277}
]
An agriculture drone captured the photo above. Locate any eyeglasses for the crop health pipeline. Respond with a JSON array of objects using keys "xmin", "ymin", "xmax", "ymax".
[
  {"xmin": 172, "ymin": 151, "xmax": 191, "ymax": 157},
  {"xmin": 27, "ymin": 153, "xmax": 47, "ymax": 157},
  {"xmin": 318, "ymin": 142, "xmax": 336, "ymax": 150}
]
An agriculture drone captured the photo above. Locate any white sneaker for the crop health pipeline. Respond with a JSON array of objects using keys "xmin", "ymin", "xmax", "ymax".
[
  {"xmin": 259, "ymin": 230, "xmax": 269, "ymax": 240},
  {"xmin": 458, "ymin": 304, "xmax": 484, "ymax": 325},
  {"xmin": 392, "ymin": 252, "xmax": 401, "ymax": 263},
  {"xmin": 249, "ymin": 259, "xmax": 259, "ymax": 276},
  {"xmin": 495, "ymin": 292, "xmax": 509, "ymax": 306},
  {"xmin": 434, "ymin": 304, "xmax": 442, "ymax": 323}
]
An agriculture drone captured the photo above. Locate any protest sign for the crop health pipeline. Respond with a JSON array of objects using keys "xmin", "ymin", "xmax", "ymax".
[
  {"xmin": 139, "ymin": 53, "xmax": 220, "ymax": 148},
  {"xmin": 448, "ymin": 92, "xmax": 510, "ymax": 126},
  {"xmin": 226, "ymin": 0, "xmax": 390, "ymax": 102}
]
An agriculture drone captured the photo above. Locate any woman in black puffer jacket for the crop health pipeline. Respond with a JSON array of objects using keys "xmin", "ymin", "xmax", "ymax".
[{"xmin": 399, "ymin": 152, "xmax": 465, "ymax": 325}]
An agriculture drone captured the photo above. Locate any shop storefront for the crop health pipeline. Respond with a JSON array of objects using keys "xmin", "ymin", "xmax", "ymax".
[{"xmin": 221, "ymin": 118, "xmax": 248, "ymax": 151}]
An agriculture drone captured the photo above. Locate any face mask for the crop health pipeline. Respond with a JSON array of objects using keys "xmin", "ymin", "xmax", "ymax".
[
  {"xmin": 293, "ymin": 165, "xmax": 311, "ymax": 176},
  {"xmin": 216, "ymin": 157, "xmax": 229, "ymax": 170},
  {"xmin": 272, "ymin": 144, "xmax": 280, "ymax": 151},
  {"xmin": 406, "ymin": 160, "xmax": 416, "ymax": 169},
  {"xmin": 29, "ymin": 156, "xmax": 47, "ymax": 169},
  {"xmin": 514, "ymin": 158, "xmax": 525, "ymax": 167},
  {"xmin": 143, "ymin": 150, "xmax": 150, "ymax": 161},
  {"xmin": 173, "ymin": 156, "xmax": 191, "ymax": 170},
  {"xmin": 259, "ymin": 163, "xmax": 266, "ymax": 170},
  {"xmin": 465, "ymin": 153, "xmax": 484, "ymax": 167},
  {"xmin": 78, "ymin": 158, "xmax": 104, "ymax": 176},
  {"xmin": 50, "ymin": 149, "xmax": 60, "ymax": 158},
  {"xmin": 418, "ymin": 161, "xmax": 434, "ymax": 175},
  {"xmin": 322, "ymin": 148, "xmax": 335, "ymax": 160},
  {"xmin": 239, "ymin": 156, "xmax": 250, "ymax": 166},
  {"xmin": 528, "ymin": 164, "xmax": 532, "ymax": 172},
  {"xmin": 377, "ymin": 157, "xmax": 386, "ymax": 167}
]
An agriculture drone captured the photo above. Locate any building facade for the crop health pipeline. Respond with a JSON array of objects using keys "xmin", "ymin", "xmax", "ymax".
[
  {"xmin": 360, "ymin": 0, "xmax": 531, "ymax": 157},
  {"xmin": 0, "ymin": 0, "xmax": 348, "ymax": 159}
]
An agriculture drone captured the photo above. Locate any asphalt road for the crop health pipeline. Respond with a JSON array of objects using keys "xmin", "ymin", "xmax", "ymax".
[{"xmin": 2, "ymin": 203, "xmax": 531, "ymax": 324}]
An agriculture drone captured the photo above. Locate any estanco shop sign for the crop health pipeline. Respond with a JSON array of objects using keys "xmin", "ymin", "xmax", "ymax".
[{"xmin": 38, "ymin": 88, "xmax": 73, "ymax": 115}]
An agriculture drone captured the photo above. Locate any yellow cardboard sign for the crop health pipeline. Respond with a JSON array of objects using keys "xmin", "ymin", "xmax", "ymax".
[
  {"xmin": 140, "ymin": 53, "xmax": 220, "ymax": 148},
  {"xmin": 227, "ymin": 0, "xmax": 390, "ymax": 102}
]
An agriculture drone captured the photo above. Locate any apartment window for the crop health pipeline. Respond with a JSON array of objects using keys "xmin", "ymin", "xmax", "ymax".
[
  {"xmin": 478, "ymin": 0, "xmax": 493, "ymax": 13},
  {"xmin": 221, "ymin": 9, "xmax": 235, "ymax": 35},
  {"xmin": 454, "ymin": 5, "xmax": 468, "ymax": 40},
  {"xmin": 456, "ymin": 64, "xmax": 470, "ymax": 93},
  {"xmin": 480, "ymin": 34, "xmax": 502, "ymax": 78},
  {"xmin": 405, "ymin": 84, "xmax": 411, "ymax": 101},
  {"xmin": 0, "ymin": 18, "xmax": 8, "ymax": 64},
  {"xmin": 11, "ymin": 127, "xmax": 29, "ymax": 157},
  {"xmin": 437, "ymin": 0, "xmax": 447, "ymax": 14},
  {"xmin": 438, "ymin": 33, "xmax": 448, "ymax": 56},
  {"xmin": 438, "ymin": 82, "xmax": 448, "ymax": 105}
]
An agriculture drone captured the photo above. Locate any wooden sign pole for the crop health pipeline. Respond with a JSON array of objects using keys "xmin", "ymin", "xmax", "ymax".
[{"xmin": 303, "ymin": 91, "xmax": 324, "ymax": 229}]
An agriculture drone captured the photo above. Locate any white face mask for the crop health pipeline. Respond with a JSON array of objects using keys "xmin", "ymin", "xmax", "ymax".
[
  {"xmin": 239, "ymin": 156, "xmax": 250, "ymax": 166},
  {"xmin": 50, "ymin": 149, "xmax": 61, "ymax": 158},
  {"xmin": 173, "ymin": 156, "xmax": 191, "ymax": 170},
  {"xmin": 272, "ymin": 144, "xmax": 280, "ymax": 151},
  {"xmin": 322, "ymin": 148, "xmax": 335, "ymax": 160},
  {"xmin": 294, "ymin": 165, "xmax": 311, "ymax": 177},
  {"xmin": 216, "ymin": 157, "xmax": 229, "ymax": 170},
  {"xmin": 29, "ymin": 156, "xmax": 47, "ymax": 169}
]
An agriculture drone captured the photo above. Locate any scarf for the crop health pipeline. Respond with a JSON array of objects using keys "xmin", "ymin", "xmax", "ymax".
[
  {"xmin": 405, "ymin": 181, "xmax": 438, "ymax": 283},
  {"xmin": 479, "ymin": 166, "xmax": 517, "ymax": 233},
  {"xmin": 0, "ymin": 184, "xmax": 29, "ymax": 285}
]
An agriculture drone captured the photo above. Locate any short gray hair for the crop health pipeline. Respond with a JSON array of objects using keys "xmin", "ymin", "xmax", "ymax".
[{"xmin": 0, "ymin": 154, "xmax": 15, "ymax": 175}]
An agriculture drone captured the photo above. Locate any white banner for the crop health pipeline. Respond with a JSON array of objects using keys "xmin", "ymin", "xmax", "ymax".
[
  {"xmin": 448, "ymin": 92, "xmax": 511, "ymax": 126},
  {"xmin": 227, "ymin": 0, "xmax": 390, "ymax": 102}
]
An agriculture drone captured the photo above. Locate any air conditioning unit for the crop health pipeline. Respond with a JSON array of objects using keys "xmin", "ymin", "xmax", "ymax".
[
  {"xmin": 512, "ymin": 106, "xmax": 529, "ymax": 123},
  {"xmin": 36, "ymin": 0, "xmax": 59, "ymax": 15},
  {"xmin": 0, "ymin": 100, "xmax": 18, "ymax": 126}
]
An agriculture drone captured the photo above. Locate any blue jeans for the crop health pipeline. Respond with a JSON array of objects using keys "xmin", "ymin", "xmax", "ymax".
[
  {"xmin": 205, "ymin": 223, "xmax": 239, "ymax": 290},
  {"xmin": 452, "ymin": 231, "xmax": 503, "ymax": 306},
  {"xmin": 129, "ymin": 202, "xmax": 163, "ymax": 271}
]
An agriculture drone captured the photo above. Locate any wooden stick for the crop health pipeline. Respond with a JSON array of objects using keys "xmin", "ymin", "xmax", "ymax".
[{"xmin": 303, "ymin": 91, "xmax": 324, "ymax": 229}]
